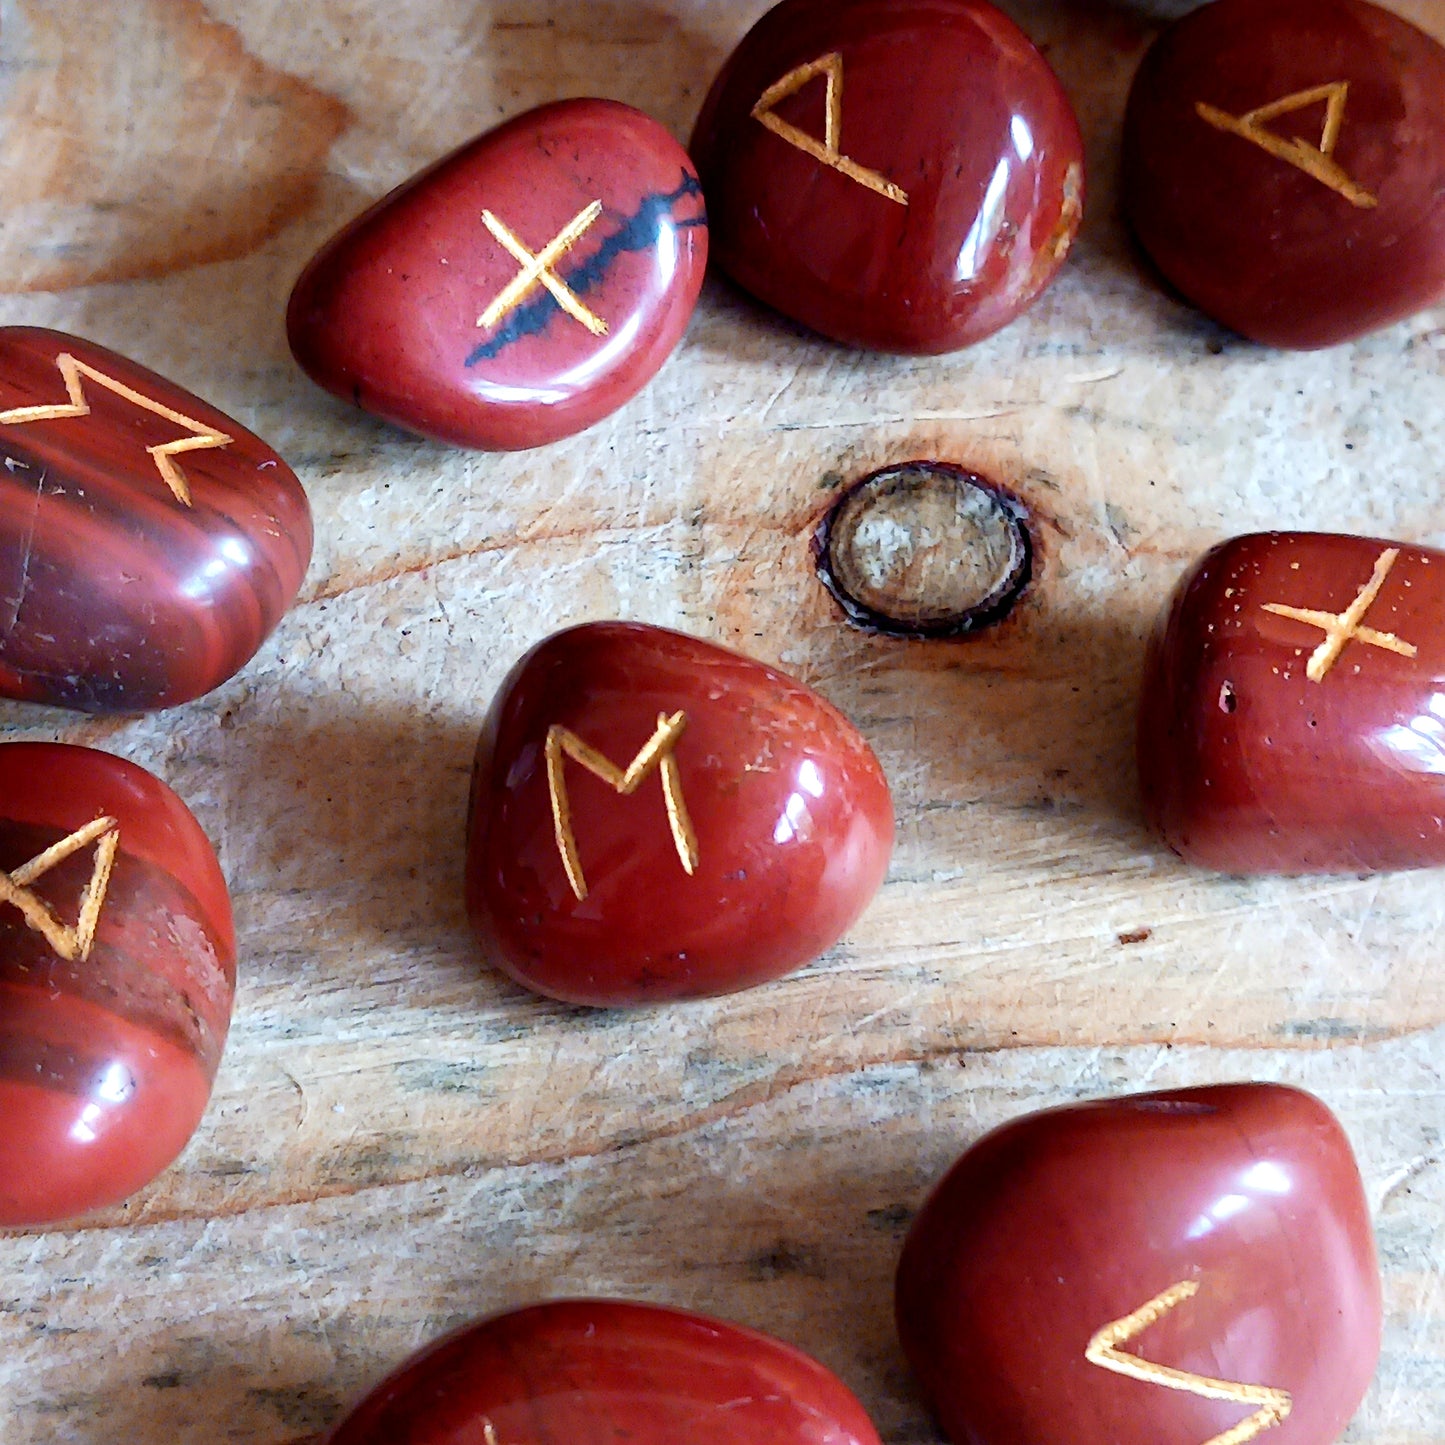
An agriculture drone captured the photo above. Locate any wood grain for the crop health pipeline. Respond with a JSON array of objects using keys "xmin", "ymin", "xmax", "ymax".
[{"xmin": 0, "ymin": 1, "xmax": 1442, "ymax": 1441}]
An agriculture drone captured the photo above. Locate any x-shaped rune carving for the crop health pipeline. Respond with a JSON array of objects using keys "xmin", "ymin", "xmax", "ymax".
[
  {"xmin": 545, "ymin": 710, "xmax": 699, "ymax": 902},
  {"xmin": 0, "ymin": 352, "xmax": 231, "ymax": 506},
  {"xmin": 0, "ymin": 815, "xmax": 120, "ymax": 962},
  {"xmin": 1087, "ymin": 1280, "xmax": 1293, "ymax": 1445},
  {"xmin": 1262, "ymin": 547, "xmax": 1418, "ymax": 683},
  {"xmin": 477, "ymin": 201, "xmax": 610, "ymax": 338},
  {"xmin": 1197, "ymin": 82, "xmax": 1377, "ymax": 209}
]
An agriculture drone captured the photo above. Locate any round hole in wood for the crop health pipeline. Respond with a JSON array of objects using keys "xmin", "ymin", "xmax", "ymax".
[{"xmin": 814, "ymin": 462, "xmax": 1032, "ymax": 638}]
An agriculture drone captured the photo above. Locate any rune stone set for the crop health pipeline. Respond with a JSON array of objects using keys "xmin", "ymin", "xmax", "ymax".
[{"xmin": 1, "ymin": 0, "xmax": 1441, "ymax": 1441}]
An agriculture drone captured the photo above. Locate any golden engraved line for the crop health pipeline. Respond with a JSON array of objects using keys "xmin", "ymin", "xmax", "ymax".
[
  {"xmin": 1196, "ymin": 82, "xmax": 1377, "ymax": 209},
  {"xmin": 751, "ymin": 53, "xmax": 909, "ymax": 207},
  {"xmin": 1086, "ymin": 1280, "xmax": 1293, "ymax": 1445},
  {"xmin": 0, "ymin": 352, "xmax": 232, "ymax": 506},
  {"xmin": 477, "ymin": 201, "xmax": 609, "ymax": 337},
  {"xmin": 1262, "ymin": 546, "xmax": 1417, "ymax": 682},
  {"xmin": 0, "ymin": 815, "xmax": 120, "ymax": 963},
  {"xmin": 545, "ymin": 710, "xmax": 699, "ymax": 902}
]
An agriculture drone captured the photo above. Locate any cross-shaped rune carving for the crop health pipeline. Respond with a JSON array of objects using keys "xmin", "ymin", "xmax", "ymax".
[
  {"xmin": 1086, "ymin": 1280, "xmax": 1293, "ymax": 1445},
  {"xmin": 0, "ymin": 353, "xmax": 231, "ymax": 507},
  {"xmin": 752, "ymin": 53, "xmax": 909, "ymax": 207},
  {"xmin": 1196, "ymin": 82, "xmax": 1377, "ymax": 209},
  {"xmin": 1261, "ymin": 547, "xmax": 1418, "ymax": 683},
  {"xmin": 545, "ymin": 710, "xmax": 699, "ymax": 902},
  {"xmin": 477, "ymin": 201, "xmax": 610, "ymax": 338},
  {"xmin": 0, "ymin": 815, "xmax": 120, "ymax": 962}
]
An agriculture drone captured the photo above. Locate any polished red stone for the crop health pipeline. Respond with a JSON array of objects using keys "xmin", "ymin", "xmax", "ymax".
[
  {"xmin": 323, "ymin": 1299, "xmax": 882, "ymax": 1445},
  {"xmin": 0, "ymin": 326, "xmax": 312, "ymax": 713},
  {"xmin": 1124, "ymin": 0, "xmax": 1445, "ymax": 348},
  {"xmin": 690, "ymin": 0, "xmax": 1084, "ymax": 354},
  {"xmin": 0, "ymin": 743, "xmax": 234, "ymax": 1227},
  {"xmin": 896, "ymin": 1084, "xmax": 1381, "ymax": 1445},
  {"xmin": 288, "ymin": 100, "xmax": 708, "ymax": 451},
  {"xmin": 1138, "ymin": 532, "xmax": 1445, "ymax": 874},
  {"xmin": 466, "ymin": 622, "xmax": 894, "ymax": 1005}
]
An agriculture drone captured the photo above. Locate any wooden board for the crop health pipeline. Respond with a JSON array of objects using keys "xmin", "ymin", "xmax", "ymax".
[{"xmin": 0, "ymin": 1, "xmax": 1442, "ymax": 1440}]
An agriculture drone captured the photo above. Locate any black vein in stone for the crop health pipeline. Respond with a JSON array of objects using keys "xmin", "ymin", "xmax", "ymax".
[{"xmin": 466, "ymin": 174, "xmax": 705, "ymax": 366}]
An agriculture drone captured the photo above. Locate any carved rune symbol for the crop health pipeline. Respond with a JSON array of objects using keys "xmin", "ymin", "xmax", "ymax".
[
  {"xmin": 0, "ymin": 816, "xmax": 120, "ymax": 963},
  {"xmin": 1196, "ymin": 82, "xmax": 1377, "ymax": 209},
  {"xmin": 1262, "ymin": 546, "xmax": 1417, "ymax": 683},
  {"xmin": 545, "ymin": 711, "xmax": 699, "ymax": 902},
  {"xmin": 751, "ymin": 53, "xmax": 909, "ymax": 206},
  {"xmin": 1086, "ymin": 1280, "xmax": 1293, "ymax": 1445},
  {"xmin": 0, "ymin": 353, "xmax": 232, "ymax": 506},
  {"xmin": 477, "ymin": 201, "xmax": 609, "ymax": 338}
]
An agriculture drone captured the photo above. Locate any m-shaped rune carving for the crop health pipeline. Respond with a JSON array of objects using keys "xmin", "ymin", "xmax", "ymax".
[
  {"xmin": 0, "ymin": 352, "xmax": 232, "ymax": 506},
  {"xmin": 1086, "ymin": 1280, "xmax": 1293, "ymax": 1445},
  {"xmin": 1261, "ymin": 546, "xmax": 1417, "ymax": 683},
  {"xmin": 477, "ymin": 201, "xmax": 609, "ymax": 338},
  {"xmin": 0, "ymin": 815, "xmax": 120, "ymax": 963},
  {"xmin": 1196, "ymin": 82, "xmax": 1377, "ymax": 209},
  {"xmin": 545, "ymin": 710, "xmax": 699, "ymax": 902},
  {"xmin": 752, "ymin": 53, "xmax": 909, "ymax": 206}
]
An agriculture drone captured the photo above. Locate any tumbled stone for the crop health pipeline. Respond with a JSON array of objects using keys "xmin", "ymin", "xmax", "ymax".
[
  {"xmin": 323, "ymin": 1299, "xmax": 884, "ymax": 1445},
  {"xmin": 289, "ymin": 99, "xmax": 708, "ymax": 450},
  {"xmin": 466, "ymin": 621, "xmax": 894, "ymax": 1005},
  {"xmin": 691, "ymin": 0, "xmax": 1084, "ymax": 353},
  {"xmin": 0, "ymin": 327, "xmax": 312, "ymax": 713},
  {"xmin": 0, "ymin": 743, "xmax": 234, "ymax": 1227},
  {"xmin": 896, "ymin": 1084, "xmax": 1381, "ymax": 1445},
  {"xmin": 1138, "ymin": 531, "xmax": 1445, "ymax": 874},
  {"xmin": 1124, "ymin": 0, "xmax": 1445, "ymax": 347}
]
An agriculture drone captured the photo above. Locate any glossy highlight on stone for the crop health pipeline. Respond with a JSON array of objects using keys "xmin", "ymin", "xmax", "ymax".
[
  {"xmin": 0, "ymin": 326, "xmax": 312, "ymax": 713},
  {"xmin": 691, "ymin": 0, "xmax": 1084, "ymax": 353},
  {"xmin": 1138, "ymin": 531, "xmax": 1445, "ymax": 874},
  {"xmin": 895, "ymin": 1084, "xmax": 1381, "ymax": 1445},
  {"xmin": 466, "ymin": 621, "xmax": 894, "ymax": 1005},
  {"xmin": 323, "ymin": 1298, "xmax": 882, "ymax": 1445},
  {"xmin": 0, "ymin": 743, "xmax": 234, "ymax": 1227},
  {"xmin": 1123, "ymin": 0, "xmax": 1445, "ymax": 348},
  {"xmin": 288, "ymin": 99, "xmax": 708, "ymax": 451}
]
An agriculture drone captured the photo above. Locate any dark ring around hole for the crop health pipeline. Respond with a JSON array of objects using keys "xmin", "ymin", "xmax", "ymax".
[{"xmin": 812, "ymin": 461, "xmax": 1034, "ymax": 640}]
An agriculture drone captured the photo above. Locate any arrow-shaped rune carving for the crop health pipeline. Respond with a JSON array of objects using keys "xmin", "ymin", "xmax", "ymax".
[
  {"xmin": 1085, "ymin": 1280, "xmax": 1293, "ymax": 1445},
  {"xmin": 0, "ymin": 352, "xmax": 232, "ymax": 506}
]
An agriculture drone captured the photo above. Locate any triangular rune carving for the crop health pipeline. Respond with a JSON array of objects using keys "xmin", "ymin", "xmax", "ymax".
[
  {"xmin": 0, "ymin": 352, "xmax": 232, "ymax": 506},
  {"xmin": 751, "ymin": 53, "xmax": 908, "ymax": 206},
  {"xmin": 1196, "ymin": 82, "xmax": 1377, "ymax": 209},
  {"xmin": 0, "ymin": 815, "xmax": 120, "ymax": 962},
  {"xmin": 1086, "ymin": 1280, "xmax": 1293, "ymax": 1445}
]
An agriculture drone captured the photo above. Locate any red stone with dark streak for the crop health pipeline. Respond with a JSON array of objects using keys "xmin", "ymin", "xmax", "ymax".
[{"xmin": 288, "ymin": 100, "xmax": 708, "ymax": 450}]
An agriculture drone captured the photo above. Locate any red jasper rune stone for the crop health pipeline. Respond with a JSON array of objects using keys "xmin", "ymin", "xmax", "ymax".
[
  {"xmin": 466, "ymin": 622, "xmax": 894, "ymax": 1005},
  {"xmin": 323, "ymin": 1299, "xmax": 883, "ymax": 1445},
  {"xmin": 0, "ymin": 326, "xmax": 312, "ymax": 714},
  {"xmin": 1138, "ymin": 532, "xmax": 1445, "ymax": 874},
  {"xmin": 1124, "ymin": 0, "xmax": 1445, "ymax": 348},
  {"xmin": 690, "ymin": 0, "xmax": 1084, "ymax": 353},
  {"xmin": 895, "ymin": 1084, "xmax": 1381, "ymax": 1445},
  {"xmin": 288, "ymin": 99, "xmax": 708, "ymax": 451},
  {"xmin": 0, "ymin": 743, "xmax": 234, "ymax": 1227}
]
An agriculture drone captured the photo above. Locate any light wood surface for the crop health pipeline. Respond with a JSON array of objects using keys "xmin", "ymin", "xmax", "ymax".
[{"xmin": 1, "ymin": 1, "xmax": 1442, "ymax": 1440}]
